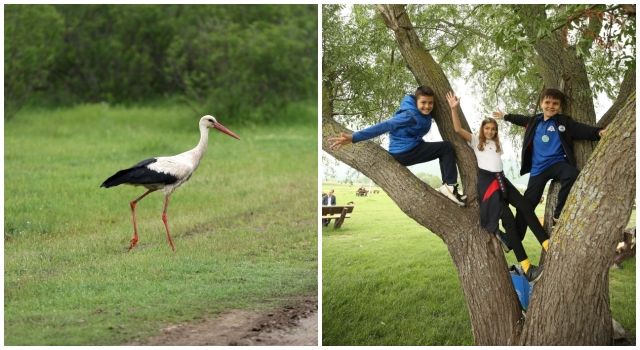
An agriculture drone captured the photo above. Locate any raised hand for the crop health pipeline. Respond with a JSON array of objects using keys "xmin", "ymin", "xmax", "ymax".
[
  {"xmin": 446, "ymin": 91, "xmax": 460, "ymax": 109},
  {"xmin": 492, "ymin": 111, "xmax": 505, "ymax": 120}
]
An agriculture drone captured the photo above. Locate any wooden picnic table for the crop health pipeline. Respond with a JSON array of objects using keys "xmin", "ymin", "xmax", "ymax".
[{"xmin": 322, "ymin": 205, "xmax": 354, "ymax": 229}]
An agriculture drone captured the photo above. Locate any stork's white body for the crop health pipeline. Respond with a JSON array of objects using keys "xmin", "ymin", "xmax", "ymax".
[{"xmin": 145, "ymin": 121, "xmax": 210, "ymax": 194}]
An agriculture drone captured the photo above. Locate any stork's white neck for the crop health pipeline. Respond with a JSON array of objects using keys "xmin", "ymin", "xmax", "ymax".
[{"xmin": 189, "ymin": 124, "xmax": 210, "ymax": 166}]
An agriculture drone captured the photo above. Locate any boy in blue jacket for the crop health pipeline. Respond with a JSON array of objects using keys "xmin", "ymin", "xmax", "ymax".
[
  {"xmin": 493, "ymin": 88, "xmax": 605, "ymax": 239},
  {"xmin": 329, "ymin": 86, "xmax": 466, "ymax": 206}
]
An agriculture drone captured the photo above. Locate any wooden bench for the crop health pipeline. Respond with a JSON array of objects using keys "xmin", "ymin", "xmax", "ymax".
[{"xmin": 322, "ymin": 205, "xmax": 354, "ymax": 229}]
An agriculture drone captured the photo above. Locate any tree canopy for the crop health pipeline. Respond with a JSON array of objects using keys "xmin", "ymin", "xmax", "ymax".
[{"xmin": 324, "ymin": 4, "xmax": 634, "ymax": 123}]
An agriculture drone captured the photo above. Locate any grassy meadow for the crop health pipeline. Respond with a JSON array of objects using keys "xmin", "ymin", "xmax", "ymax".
[
  {"xmin": 322, "ymin": 183, "xmax": 636, "ymax": 345},
  {"xmin": 4, "ymin": 102, "xmax": 318, "ymax": 345}
]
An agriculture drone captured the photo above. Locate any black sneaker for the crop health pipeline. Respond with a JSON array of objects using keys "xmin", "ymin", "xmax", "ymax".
[
  {"xmin": 495, "ymin": 230, "xmax": 512, "ymax": 253},
  {"xmin": 524, "ymin": 264, "xmax": 543, "ymax": 283}
]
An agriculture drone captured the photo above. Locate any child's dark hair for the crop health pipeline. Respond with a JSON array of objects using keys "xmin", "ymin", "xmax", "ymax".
[
  {"xmin": 540, "ymin": 88, "xmax": 566, "ymax": 107},
  {"xmin": 415, "ymin": 85, "xmax": 435, "ymax": 98}
]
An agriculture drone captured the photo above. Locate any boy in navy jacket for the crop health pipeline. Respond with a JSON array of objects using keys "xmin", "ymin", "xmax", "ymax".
[
  {"xmin": 493, "ymin": 88, "xmax": 605, "ymax": 239},
  {"xmin": 329, "ymin": 86, "xmax": 466, "ymax": 205}
]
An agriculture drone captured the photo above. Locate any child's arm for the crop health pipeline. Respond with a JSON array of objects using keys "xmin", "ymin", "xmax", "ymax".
[
  {"xmin": 446, "ymin": 91, "xmax": 472, "ymax": 142},
  {"xmin": 493, "ymin": 111, "xmax": 529, "ymax": 127},
  {"xmin": 329, "ymin": 113, "xmax": 414, "ymax": 150},
  {"xmin": 568, "ymin": 119, "xmax": 606, "ymax": 141}
]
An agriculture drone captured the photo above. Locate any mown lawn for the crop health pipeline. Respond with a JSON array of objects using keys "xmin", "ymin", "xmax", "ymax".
[
  {"xmin": 322, "ymin": 183, "xmax": 635, "ymax": 345},
  {"xmin": 4, "ymin": 102, "xmax": 318, "ymax": 345}
]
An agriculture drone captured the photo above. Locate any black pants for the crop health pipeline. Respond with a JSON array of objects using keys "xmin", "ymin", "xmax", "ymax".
[
  {"xmin": 515, "ymin": 161, "xmax": 578, "ymax": 240},
  {"xmin": 392, "ymin": 141, "xmax": 458, "ymax": 185},
  {"xmin": 500, "ymin": 180, "xmax": 550, "ymax": 262}
]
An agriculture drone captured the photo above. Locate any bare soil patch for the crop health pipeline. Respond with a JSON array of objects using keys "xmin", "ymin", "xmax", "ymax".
[{"xmin": 126, "ymin": 296, "xmax": 317, "ymax": 346}]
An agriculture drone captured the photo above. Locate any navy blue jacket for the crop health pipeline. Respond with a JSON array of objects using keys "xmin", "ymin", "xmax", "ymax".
[
  {"xmin": 352, "ymin": 95, "xmax": 432, "ymax": 154},
  {"xmin": 322, "ymin": 195, "xmax": 336, "ymax": 206},
  {"xmin": 505, "ymin": 113, "xmax": 603, "ymax": 175}
]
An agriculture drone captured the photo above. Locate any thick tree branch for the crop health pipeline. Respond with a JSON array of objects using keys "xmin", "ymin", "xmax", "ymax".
[
  {"xmin": 322, "ymin": 85, "xmax": 468, "ymax": 236},
  {"xmin": 376, "ymin": 4, "xmax": 479, "ymax": 202},
  {"xmin": 598, "ymin": 66, "xmax": 636, "ymax": 128},
  {"xmin": 373, "ymin": 5, "xmax": 526, "ymax": 345}
]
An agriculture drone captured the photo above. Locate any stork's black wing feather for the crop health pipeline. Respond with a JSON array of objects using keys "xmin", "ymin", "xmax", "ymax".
[{"xmin": 101, "ymin": 158, "xmax": 178, "ymax": 188}]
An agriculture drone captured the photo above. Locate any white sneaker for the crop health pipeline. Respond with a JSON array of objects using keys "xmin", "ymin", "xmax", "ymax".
[{"xmin": 438, "ymin": 184, "xmax": 465, "ymax": 206}]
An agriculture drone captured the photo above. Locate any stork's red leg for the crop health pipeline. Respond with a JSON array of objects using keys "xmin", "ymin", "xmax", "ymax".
[
  {"xmin": 129, "ymin": 189, "xmax": 155, "ymax": 251},
  {"xmin": 162, "ymin": 194, "xmax": 176, "ymax": 252}
]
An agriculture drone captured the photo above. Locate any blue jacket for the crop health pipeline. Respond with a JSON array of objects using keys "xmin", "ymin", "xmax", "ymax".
[{"xmin": 352, "ymin": 95, "xmax": 432, "ymax": 154}]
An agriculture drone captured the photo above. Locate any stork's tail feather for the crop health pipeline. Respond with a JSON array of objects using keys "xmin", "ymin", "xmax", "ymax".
[
  {"xmin": 102, "ymin": 158, "xmax": 159, "ymax": 188},
  {"xmin": 101, "ymin": 168, "xmax": 136, "ymax": 188}
]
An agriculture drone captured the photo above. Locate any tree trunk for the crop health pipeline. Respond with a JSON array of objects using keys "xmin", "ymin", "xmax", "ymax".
[
  {"xmin": 515, "ymin": 5, "xmax": 598, "ymax": 169},
  {"xmin": 324, "ymin": 7, "xmax": 523, "ymax": 342},
  {"xmin": 375, "ymin": 4, "xmax": 478, "ymax": 203},
  {"xmin": 324, "ymin": 4, "xmax": 636, "ymax": 345},
  {"xmin": 521, "ymin": 92, "xmax": 636, "ymax": 345},
  {"xmin": 514, "ymin": 3, "xmax": 600, "ymax": 274},
  {"xmin": 323, "ymin": 89, "xmax": 523, "ymax": 345}
]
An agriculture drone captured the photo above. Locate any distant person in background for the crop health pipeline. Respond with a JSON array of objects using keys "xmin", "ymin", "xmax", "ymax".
[
  {"xmin": 324, "ymin": 189, "xmax": 336, "ymax": 206},
  {"xmin": 322, "ymin": 190, "xmax": 337, "ymax": 226}
]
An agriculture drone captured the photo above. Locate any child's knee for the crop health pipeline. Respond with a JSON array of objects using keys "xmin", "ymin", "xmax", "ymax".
[
  {"xmin": 442, "ymin": 141, "xmax": 454, "ymax": 153},
  {"xmin": 563, "ymin": 166, "xmax": 579, "ymax": 183}
]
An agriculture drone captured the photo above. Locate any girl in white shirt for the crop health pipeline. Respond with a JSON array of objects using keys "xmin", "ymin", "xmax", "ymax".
[{"xmin": 447, "ymin": 91, "xmax": 550, "ymax": 282}]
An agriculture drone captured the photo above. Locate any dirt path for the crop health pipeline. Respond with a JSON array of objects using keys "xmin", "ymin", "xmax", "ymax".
[{"xmin": 126, "ymin": 297, "xmax": 317, "ymax": 346}]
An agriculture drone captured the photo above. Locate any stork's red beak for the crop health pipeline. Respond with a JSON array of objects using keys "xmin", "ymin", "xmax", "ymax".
[{"xmin": 213, "ymin": 122, "xmax": 240, "ymax": 140}]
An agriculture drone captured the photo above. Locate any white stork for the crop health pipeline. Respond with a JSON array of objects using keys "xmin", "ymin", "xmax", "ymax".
[{"xmin": 101, "ymin": 115, "xmax": 240, "ymax": 251}]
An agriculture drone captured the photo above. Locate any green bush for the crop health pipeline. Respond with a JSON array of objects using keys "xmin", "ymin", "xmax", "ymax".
[
  {"xmin": 4, "ymin": 5, "xmax": 64, "ymax": 118},
  {"xmin": 4, "ymin": 5, "xmax": 318, "ymax": 124}
]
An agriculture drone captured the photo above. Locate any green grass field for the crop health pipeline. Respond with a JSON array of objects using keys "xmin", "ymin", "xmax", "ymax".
[
  {"xmin": 322, "ymin": 183, "xmax": 636, "ymax": 345},
  {"xmin": 4, "ymin": 102, "xmax": 318, "ymax": 345}
]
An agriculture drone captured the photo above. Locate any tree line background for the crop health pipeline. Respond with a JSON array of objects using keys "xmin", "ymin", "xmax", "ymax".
[{"xmin": 5, "ymin": 4, "xmax": 317, "ymax": 123}]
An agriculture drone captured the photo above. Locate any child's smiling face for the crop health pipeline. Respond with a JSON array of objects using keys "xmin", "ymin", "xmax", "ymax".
[
  {"xmin": 482, "ymin": 122, "xmax": 497, "ymax": 140},
  {"xmin": 540, "ymin": 96, "xmax": 562, "ymax": 118},
  {"xmin": 416, "ymin": 95, "xmax": 434, "ymax": 115}
]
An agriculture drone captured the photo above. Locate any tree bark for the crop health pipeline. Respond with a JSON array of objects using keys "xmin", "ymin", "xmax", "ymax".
[
  {"xmin": 521, "ymin": 92, "xmax": 636, "ymax": 345},
  {"xmin": 323, "ymin": 85, "xmax": 523, "ymax": 345},
  {"xmin": 323, "ymin": 6, "xmax": 526, "ymax": 344},
  {"xmin": 324, "ymin": 4, "xmax": 636, "ymax": 345}
]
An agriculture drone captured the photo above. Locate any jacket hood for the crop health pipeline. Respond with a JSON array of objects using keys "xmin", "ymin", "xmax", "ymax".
[{"xmin": 398, "ymin": 95, "xmax": 428, "ymax": 116}]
